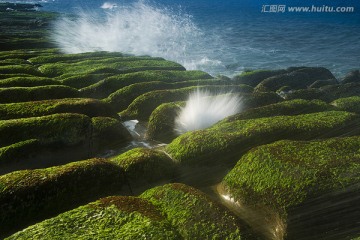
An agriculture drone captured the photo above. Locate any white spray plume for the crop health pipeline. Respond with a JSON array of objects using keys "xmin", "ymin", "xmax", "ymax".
[
  {"xmin": 175, "ymin": 89, "xmax": 242, "ymax": 134},
  {"xmin": 100, "ymin": 2, "xmax": 118, "ymax": 10},
  {"xmin": 50, "ymin": 1, "xmax": 217, "ymax": 70}
]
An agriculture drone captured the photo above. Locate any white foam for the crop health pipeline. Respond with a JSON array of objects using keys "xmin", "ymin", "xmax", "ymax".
[
  {"xmin": 51, "ymin": 1, "xmax": 219, "ymax": 70},
  {"xmin": 175, "ymin": 89, "xmax": 242, "ymax": 134}
]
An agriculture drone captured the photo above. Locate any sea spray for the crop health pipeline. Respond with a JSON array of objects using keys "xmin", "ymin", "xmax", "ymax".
[
  {"xmin": 51, "ymin": 1, "xmax": 222, "ymax": 71},
  {"xmin": 175, "ymin": 89, "xmax": 242, "ymax": 134}
]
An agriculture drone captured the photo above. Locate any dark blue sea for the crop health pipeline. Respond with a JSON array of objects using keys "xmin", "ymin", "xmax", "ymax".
[{"xmin": 3, "ymin": 0, "xmax": 360, "ymax": 77}]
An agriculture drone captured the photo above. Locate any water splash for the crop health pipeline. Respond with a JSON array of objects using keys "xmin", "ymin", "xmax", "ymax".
[
  {"xmin": 175, "ymin": 89, "xmax": 242, "ymax": 134},
  {"xmin": 51, "ymin": 1, "xmax": 222, "ymax": 71}
]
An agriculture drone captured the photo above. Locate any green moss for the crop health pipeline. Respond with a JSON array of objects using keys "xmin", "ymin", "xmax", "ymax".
[
  {"xmin": 91, "ymin": 117, "xmax": 132, "ymax": 148},
  {"xmin": 104, "ymin": 79, "xmax": 238, "ymax": 111},
  {"xmin": 0, "ymin": 58, "xmax": 30, "ymax": 66},
  {"xmin": 28, "ymin": 52, "xmax": 126, "ymax": 64},
  {"xmin": 141, "ymin": 183, "xmax": 242, "ymax": 239},
  {"xmin": 166, "ymin": 111, "xmax": 360, "ymax": 166},
  {"xmin": 222, "ymin": 136, "xmax": 360, "ymax": 211},
  {"xmin": 111, "ymin": 148, "xmax": 176, "ymax": 184},
  {"xmin": 0, "ymin": 139, "xmax": 41, "ymax": 165},
  {"xmin": 60, "ymin": 73, "xmax": 114, "ymax": 89},
  {"xmin": 0, "ymin": 85, "xmax": 79, "ymax": 103},
  {"xmin": 255, "ymin": 67, "xmax": 335, "ymax": 92},
  {"xmin": 331, "ymin": 96, "xmax": 360, "ymax": 113},
  {"xmin": 0, "ymin": 65, "xmax": 42, "ymax": 76},
  {"xmin": 0, "ymin": 113, "xmax": 91, "ymax": 148},
  {"xmin": 222, "ymin": 99, "xmax": 335, "ymax": 123},
  {"xmin": 5, "ymin": 195, "xmax": 181, "ymax": 240},
  {"xmin": 146, "ymin": 102, "xmax": 184, "ymax": 143},
  {"xmin": 0, "ymin": 158, "xmax": 125, "ymax": 238},
  {"xmin": 120, "ymin": 85, "xmax": 252, "ymax": 121},
  {"xmin": 0, "ymin": 98, "xmax": 119, "ymax": 120},
  {"xmin": 0, "ymin": 76, "xmax": 58, "ymax": 87},
  {"xmin": 81, "ymin": 70, "xmax": 213, "ymax": 99},
  {"xmin": 233, "ymin": 69, "xmax": 287, "ymax": 87},
  {"xmin": 38, "ymin": 58, "xmax": 185, "ymax": 77}
]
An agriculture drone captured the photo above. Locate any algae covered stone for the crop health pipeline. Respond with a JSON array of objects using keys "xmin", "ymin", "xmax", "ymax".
[
  {"xmin": 111, "ymin": 148, "xmax": 177, "ymax": 186},
  {"xmin": 166, "ymin": 111, "xmax": 360, "ymax": 166},
  {"xmin": 5, "ymin": 196, "xmax": 181, "ymax": 240},
  {"xmin": 222, "ymin": 136, "xmax": 360, "ymax": 239},
  {"xmin": 141, "ymin": 183, "xmax": 243, "ymax": 239},
  {"xmin": 0, "ymin": 158, "xmax": 125, "ymax": 238}
]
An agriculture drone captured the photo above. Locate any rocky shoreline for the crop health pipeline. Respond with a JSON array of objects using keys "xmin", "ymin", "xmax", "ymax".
[{"xmin": 0, "ymin": 5, "xmax": 360, "ymax": 239}]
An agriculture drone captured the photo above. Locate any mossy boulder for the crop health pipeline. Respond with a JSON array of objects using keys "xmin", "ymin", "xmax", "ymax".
[
  {"xmin": 0, "ymin": 116, "xmax": 131, "ymax": 173},
  {"xmin": 147, "ymin": 102, "xmax": 185, "ymax": 143},
  {"xmin": 104, "ymin": 79, "xmax": 237, "ymax": 111},
  {"xmin": 81, "ymin": 70, "xmax": 212, "ymax": 99},
  {"xmin": 0, "ymin": 64, "xmax": 42, "ymax": 76},
  {"xmin": 120, "ymin": 85, "xmax": 253, "ymax": 121},
  {"xmin": 0, "ymin": 139, "xmax": 42, "ymax": 166},
  {"xmin": 7, "ymin": 183, "xmax": 250, "ymax": 239},
  {"xmin": 0, "ymin": 158, "xmax": 125, "ymax": 238},
  {"xmin": 91, "ymin": 117, "xmax": 132, "ymax": 149},
  {"xmin": 233, "ymin": 69, "xmax": 287, "ymax": 87},
  {"xmin": 0, "ymin": 85, "xmax": 79, "ymax": 103},
  {"xmin": 0, "ymin": 76, "xmax": 58, "ymax": 87},
  {"xmin": 223, "ymin": 99, "xmax": 335, "ymax": 123},
  {"xmin": 38, "ymin": 58, "xmax": 186, "ymax": 78},
  {"xmin": 341, "ymin": 70, "xmax": 360, "ymax": 84},
  {"xmin": 222, "ymin": 136, "xmax": 360, "ymax": 239},
  {"xmin": 60, "ymin": 73, "xmax": 114, "ymax": 89},
  {"xmin": 141, "ymin": 183, "xmax": 243, "ymax": 239},
  {"xmin": 309, "ymin": 78, "xmax": 338, "ymax": 88},
  {"xmin": 111, "ymin": 148, "xmax": 177, "ymax": 187},
  {"xmin": 6, "ymin": 196, "xmax": 181, "ymax": 240},
  {"xmin": 28, "ymin": 51, "xmax": 126, "ymax": 64},
  {"xmin": 166, "ymin": 111, "xmax": 360, "ymax": 166},
  {"xmin": 0, "ymin": 113, "xmax": 91, "ymax": 148},
  {"xmin": 331, "ymin": 96, "xmax": 360, "ymax": 114},
  {"xmin": 0, "ymin": 98, "xmax": 120, "ymax": 120},
  {"xmin": 255, "ymin": 67, "xmax": 335, "ymax": 92}
]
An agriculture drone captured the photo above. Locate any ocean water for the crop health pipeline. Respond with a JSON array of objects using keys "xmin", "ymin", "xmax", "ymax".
[{"xmin": 4, "ymin": 0, "xmax": 360, "ymax": 77}]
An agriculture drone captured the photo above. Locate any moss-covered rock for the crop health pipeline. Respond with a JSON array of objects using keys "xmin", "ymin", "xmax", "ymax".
[
  {"xmin": 111, "ymin": 148, "xmax": 177, "ymax": 186},
  {"xmin": 146, "ymin": 102, "xmax": 184, "ymax": 143},
  {"xmin": 0, "ymin": 113, "xmax": 91, "ymax": 148},
  {"xmin": 232, "ymin": 69, "xmax": 287, "ymax": 87},
  {"xmin": 120, "ymin": 85, "xmax": 253, "ymax": 121},
  {"xmin": 341, "ymin": 70, "xmax": 360, "ymax": 84},
  {"xmin": 0, "ymin": 76, "xmax": 58, "ymax": 87},
  {"xmin": 0, "ymin": 64, "xmax": 42, "ymax": 76},
  {"xmin": 0, "ymin": 158, "xmax": 125, "ymax": 238},
  {"xmin": 0, "ymin": 98, "xmax": 119, "ymax": 120},
  {"xmin": 141, "ymin": 183, "xmax": 243, "ymax": 239},
  {"xmin": 0, "ymin": 139, "xmax": 41, "ymax": 165},
  {"xmin": 223, "ymin": 99, "xmax": 335, "ymax": 123},
  {"xmin": 6, "ymin": 196, "xmax": 181, "ymax": 240},
  {"xmin": 60, "ymin": 73, "xmax": 114, "ymax": 89},
  {"xmin": 81, "ymin": 70, "xmax": 212, "ymax": 99},
  {"xmin": 255, "ymin": 67, "xmax": 335, "ymax": 92},
  {"xmin": 166, "ymin": 111, "xmax": 360, "ymax": 166},
  {"xmin": 331, "ymin": 96, "xmax": 360, "ymax": 114},
  {"xmin": 0, "ymin": 85, "xmax": 79, "ymax": 103},
  {"xmin": 222, "ymin": 136, "xmax": 360, "ymax": 239},
  {"xmin": 309, "ymin": 78, "xmax": 338, "ymax": 88},
  {"xmin": 38, "ymin": 58, "xmax": 186, "ymax": 78},
  {"xmin": 104, "ymin": 79, "xmax": 235, "ymax": 111},
  {"xmin": 28, "ymin": 51, "xmax": 126, "ymax": 64},
  {"xmin": 91, "ymin": 117, "xmax": 132, "ymax": 149}
]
